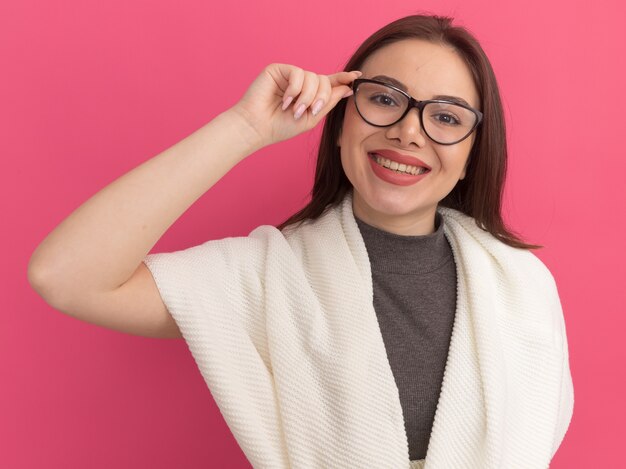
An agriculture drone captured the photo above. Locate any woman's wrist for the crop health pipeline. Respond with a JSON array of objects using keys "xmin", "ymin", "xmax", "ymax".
[{"xmin": 221, "ymin": 106, "xmax": 268, "ymax": 156}]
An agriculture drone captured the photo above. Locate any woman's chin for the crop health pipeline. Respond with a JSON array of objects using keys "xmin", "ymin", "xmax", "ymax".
[{"xmin": 353, "ymin": 190, "xmax": 435, "ymax": 222}]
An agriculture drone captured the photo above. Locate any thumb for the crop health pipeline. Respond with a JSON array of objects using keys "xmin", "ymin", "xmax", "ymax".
[
  {"xmin": 328, "ymin": 84, "xmax": 353, "ymax": 107},
  {"xmin": 328, "ymin": 70, "xmax": 362, "ymax": 87},
  {"xmin": 325, "ymin": 70, "xmax": 361, "ymax": 108}
]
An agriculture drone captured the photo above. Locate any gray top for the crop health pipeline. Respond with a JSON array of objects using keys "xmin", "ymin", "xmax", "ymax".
[{"xmin": 355, "ymin": 212, "xmax": 457, "ymax": 461}]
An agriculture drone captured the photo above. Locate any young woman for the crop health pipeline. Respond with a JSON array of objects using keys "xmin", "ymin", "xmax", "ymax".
[{"xmin": 29, "ymin": 14, "xmax": 574, "ymax": 469}]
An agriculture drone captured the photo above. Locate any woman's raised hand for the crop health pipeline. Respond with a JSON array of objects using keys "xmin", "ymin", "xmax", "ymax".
[{"xmin": 231, "ymin": 63, "xmax": 362, "ymax": 149}]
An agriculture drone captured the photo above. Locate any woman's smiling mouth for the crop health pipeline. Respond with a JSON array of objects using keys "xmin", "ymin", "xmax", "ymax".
[
  {"xmin": 368, "ymin": 152, "xmax": 429, "ymax": 175},
  {"xmin": 367, "ymin": 151, "xmax": 431, "ymax": 186}
]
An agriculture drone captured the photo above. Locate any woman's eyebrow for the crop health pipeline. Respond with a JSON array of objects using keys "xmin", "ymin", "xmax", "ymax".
[
  {"xmin": 370, "ymin": 75, "xmax": 409, "ymax": 92},
  {"xmin": 370, "ymin": 74, "xmax": 472, "ymax": 107}
]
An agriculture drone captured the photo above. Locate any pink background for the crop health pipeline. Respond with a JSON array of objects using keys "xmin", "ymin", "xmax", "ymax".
[{"xmin": 3, "ymin": 0, "xmax": 624, "ymax": 467}]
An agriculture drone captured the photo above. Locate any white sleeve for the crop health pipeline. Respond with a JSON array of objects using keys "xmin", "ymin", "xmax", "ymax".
[
  {"xmin": 142, "ymin": 234, "xmax": 270, "ymax": 368},
  {"xmin": 140, "ymin": 226, "xmax": 292, "ymax": 468}
]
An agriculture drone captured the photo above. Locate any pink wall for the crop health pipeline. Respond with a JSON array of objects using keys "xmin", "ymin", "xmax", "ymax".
[{"xmin": 4, "ymin": 0, "xmax": 624, "ymax": 466}]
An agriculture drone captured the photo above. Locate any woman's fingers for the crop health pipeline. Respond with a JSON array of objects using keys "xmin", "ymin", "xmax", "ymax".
[
  {"xmin": 311, "ymin": 75, "xmax": 332, "ymax": 116},
  {"xmin": 280, "ymin": 67, "xmax": 305, "ymax": 111},
  {"xmin": 234, "ymin": 64, "xmax": 363, "ymax": 146},
  {"xmin": 282, "ymin": 69, "xmax": 362, "ymax": 120},
  {"xmin": 291, "ymin": 71, "xmax": 321, "ymax": 120},
  {"xmin": 290, "ymin": 73, "xmax": 333, "ymax": 119}
]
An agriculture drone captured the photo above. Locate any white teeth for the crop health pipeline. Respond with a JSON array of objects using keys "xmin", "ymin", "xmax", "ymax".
[{"xmin": 371, "ymin": 153, "xmax": 428, "ymax": 175}]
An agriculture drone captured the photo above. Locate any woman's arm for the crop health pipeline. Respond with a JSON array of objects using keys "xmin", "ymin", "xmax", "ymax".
[
  {"xmin": 27, "ymin": 64, "xmax": 360, "ymax": 337},
  {"xmin": 27, "ymin": 110, "xmax": 260, "ymax": 320}
]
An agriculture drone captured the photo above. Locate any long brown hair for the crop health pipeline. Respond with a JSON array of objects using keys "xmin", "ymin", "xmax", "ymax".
[{"xmin": 277, "ymin": 14, "xmax": 539, "ymax": 250}]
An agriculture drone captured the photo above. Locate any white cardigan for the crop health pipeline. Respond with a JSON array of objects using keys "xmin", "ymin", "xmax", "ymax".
[{"xmin": 143, "ymin": 191, "xmax": 574, "ymax": 469}]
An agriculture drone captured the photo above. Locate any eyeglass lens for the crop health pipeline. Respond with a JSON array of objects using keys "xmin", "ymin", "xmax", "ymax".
[{"xmin": 354, "ymin": 82, "xmax": 478, "ymax": 144}]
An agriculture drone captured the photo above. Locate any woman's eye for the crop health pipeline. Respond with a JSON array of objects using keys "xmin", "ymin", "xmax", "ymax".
[
  {"xmin": 370, "ymin": 94, "xmax": 398, "ymax": 107},
  {"xmin": 433, "ymin": 113, "xmax": 461, "ymax": 126}
]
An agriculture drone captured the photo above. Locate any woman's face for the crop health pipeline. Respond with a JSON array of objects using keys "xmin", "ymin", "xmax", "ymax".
[{"xmin": 338, "ymin": 39, "xmax": 480, "ymax": 235}]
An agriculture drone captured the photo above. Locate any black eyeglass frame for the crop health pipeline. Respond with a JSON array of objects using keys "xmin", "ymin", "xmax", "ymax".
[{"xmin": 350, "ymin": 78, "xmax": 484, "ymax": 146}]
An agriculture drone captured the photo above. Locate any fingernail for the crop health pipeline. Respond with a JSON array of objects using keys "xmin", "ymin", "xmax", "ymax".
[
  {"xmin": 311, "ymin": 99, "xmax": 324, "ymax": 116},
  {"xmin": 352, "ymin": 71, "xmax": 362, "ymax": 76},
  {"xmin": 294, "ymin": 103, "xmax": 306, "ymax": 120},
  {"xmin": 282, "ymin": 96, "xmax": 293, "ymax": 111},
  {"xmin": 342, "ymin": 90, "xmax": 354, "ymax": 98}
]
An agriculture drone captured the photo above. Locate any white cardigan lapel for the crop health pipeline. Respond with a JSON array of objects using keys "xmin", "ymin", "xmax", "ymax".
[
  {"xmin": 335, "ymin": 193, "xmax": 568, "ymax": 468},
  {"xmin": 426, "ymin": 207, "xmax": 567, "ymax": 468}
]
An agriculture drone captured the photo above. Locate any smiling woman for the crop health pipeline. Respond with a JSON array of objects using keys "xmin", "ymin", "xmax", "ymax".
[{"xmin": 28, "ymin": 13, "xmax": 573, "ymax": 469}]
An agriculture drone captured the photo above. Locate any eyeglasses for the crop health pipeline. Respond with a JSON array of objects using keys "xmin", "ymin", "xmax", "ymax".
[{"xmin": 351, "ymin": 78, "xmax": 483, "ymax": 145}]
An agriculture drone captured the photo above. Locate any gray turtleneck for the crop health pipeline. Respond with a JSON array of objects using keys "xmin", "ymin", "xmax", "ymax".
[{"xmin": 354, "ymin": 212, "xmax": 457, "ymax": 461}]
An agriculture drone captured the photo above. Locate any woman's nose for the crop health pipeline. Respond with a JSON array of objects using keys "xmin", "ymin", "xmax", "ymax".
[{"xmin": 385, "ymin": 108, "xmax": 427, "ymax": 148}]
